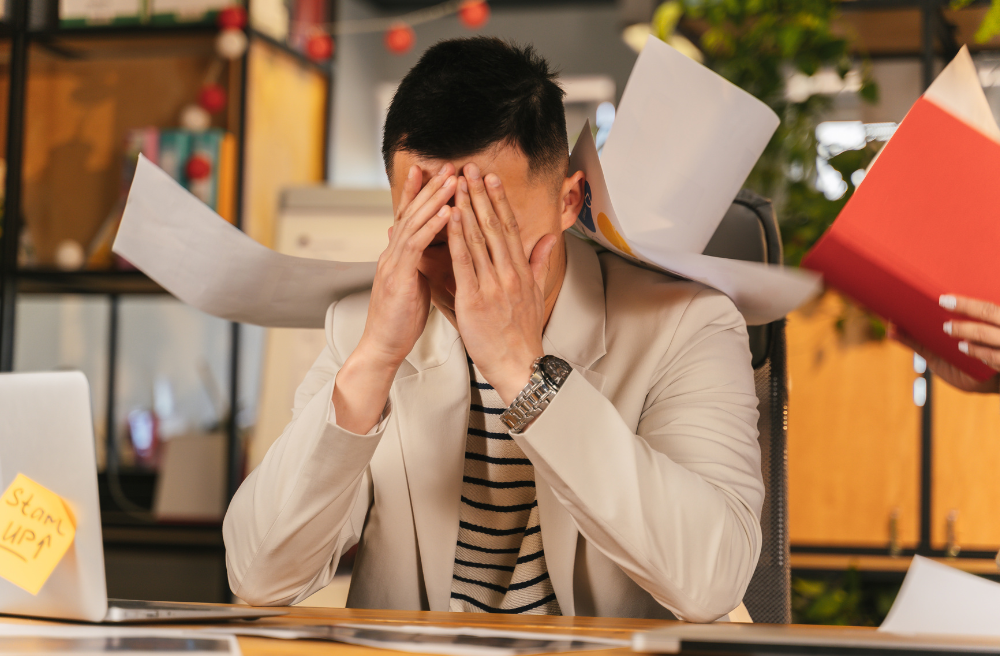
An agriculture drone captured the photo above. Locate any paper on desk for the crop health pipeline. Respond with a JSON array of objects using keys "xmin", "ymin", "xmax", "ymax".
[
  {"xmin": 205, "ymin": 623, "xmax": 627, "ymax": 656},
  {"xmin": 0, "ymin": 473, "xmax": 77, "ymax": 595},
  {"xmin": 879, "ymin": 555, "xmax": 1000, "ymax": 638},
  {"xmin": 569, "ymin": 39, "xmax": 821, "ymax": 325},
  {"xmin": 0, "ymin": 623, "xmax": 241, "ymax": 655},
  {"xmin": 112, "ymin": 155, "xmax": 376, "ymax": 328}
]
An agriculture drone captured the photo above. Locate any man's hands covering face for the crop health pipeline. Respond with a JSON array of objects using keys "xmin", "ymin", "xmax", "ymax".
[
  {"xmin": 332, "ymin": 164, "xmax": 455, "ymax": 434},
  {"xmin": 359, "ymin": 164, "xmax": 457, "ymax": 368},
  {"xmin": 447, "ymin": 163, "xmax": 557, "ymax": 405},
  {"xmin": 333, "ymin": 161, "xmax": 556, "ymax": 434}
]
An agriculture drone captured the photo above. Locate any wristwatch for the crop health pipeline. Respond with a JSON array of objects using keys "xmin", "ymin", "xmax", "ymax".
[{"xmin": 500, "ymin": 355, "xmax": 572, "ymax": 434}]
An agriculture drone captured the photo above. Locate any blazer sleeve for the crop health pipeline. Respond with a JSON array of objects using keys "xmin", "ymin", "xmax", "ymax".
[
  {"xmin": 514, "ymin": 288, "xmax": 764, "ymax": 623},
  {"xmin": 222, "ymin": 301, "xmax": 389, "ymax": 606}
]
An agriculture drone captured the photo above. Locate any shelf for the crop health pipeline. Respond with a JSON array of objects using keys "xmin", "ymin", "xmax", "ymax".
[
  {"xmin": 24, "ymin": 24, "xmax": 332, "ymax": 74},
  {"xmin": 16, "ymin": 269, "xmax": 168, "ymax": 295},
  {"xmin": 791, "ymin": 552, "xmax": 1000, "ymax": 575}
]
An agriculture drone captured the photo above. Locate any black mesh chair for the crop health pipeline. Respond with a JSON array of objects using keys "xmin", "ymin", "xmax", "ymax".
[{"xmin": 701, "ymin": 189, "xmax": 791, "ymax": 624}]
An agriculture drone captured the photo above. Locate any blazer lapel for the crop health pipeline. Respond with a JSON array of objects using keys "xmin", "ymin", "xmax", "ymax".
[{"xmin": 395, "ymin": 310, "xmax": 468, "ymax": 612}]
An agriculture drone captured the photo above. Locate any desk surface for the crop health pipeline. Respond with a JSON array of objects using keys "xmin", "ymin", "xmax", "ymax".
[
  {"xmin": 236, "ymin": 608, "xmax": 665, "ymax": 656},
  {"xmin": 1, "ymin": 605, "xmax": 884, "ymax": 656}
]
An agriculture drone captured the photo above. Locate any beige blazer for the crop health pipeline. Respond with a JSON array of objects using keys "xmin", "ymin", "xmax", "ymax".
[{"xmin": 223, "ymin": 234, "xmax": 764, "ymax": 623}]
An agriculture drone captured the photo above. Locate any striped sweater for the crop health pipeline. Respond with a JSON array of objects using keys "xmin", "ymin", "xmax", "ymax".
[{"xmin": 448, "ymin": 359, "xmax": 562, "ymax": 615}]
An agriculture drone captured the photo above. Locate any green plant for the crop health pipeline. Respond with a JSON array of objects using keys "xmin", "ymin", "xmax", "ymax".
[
  {"xmin": 653, "ymin": 0, "xmax": 878, "ymax": 266},
  {"xmin": 792, "ymin": 569, "xmax": 900, "ymax": 626},
  {"xmin": 953, "ymin": 0, "xmax": 1000, "ymax": 43}
]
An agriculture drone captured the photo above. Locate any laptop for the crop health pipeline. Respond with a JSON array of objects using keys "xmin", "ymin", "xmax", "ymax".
[{"xmin": 0, "ymin": 371, "xmax": 286, "ymax": 623}]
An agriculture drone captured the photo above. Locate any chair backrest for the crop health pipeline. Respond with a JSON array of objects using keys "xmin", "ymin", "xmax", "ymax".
[{"xmin": 702, "ymin": 189, "xmax": 791, "ymax": 624}]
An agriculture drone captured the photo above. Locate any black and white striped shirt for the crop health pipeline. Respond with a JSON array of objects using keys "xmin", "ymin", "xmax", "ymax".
[{"xmin": 449, "ymin": 359, "xmax": 561, "ymax": 615}]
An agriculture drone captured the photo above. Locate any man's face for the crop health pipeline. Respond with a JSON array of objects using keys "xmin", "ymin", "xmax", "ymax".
[{"xmin": 389, "ymin": 145, "xmax": 581, "ymax": 322}]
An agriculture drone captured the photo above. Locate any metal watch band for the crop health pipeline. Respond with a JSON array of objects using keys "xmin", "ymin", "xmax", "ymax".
[{"xmin": 500, "ymin": 356, "xmax": 569, "ymax": 434}]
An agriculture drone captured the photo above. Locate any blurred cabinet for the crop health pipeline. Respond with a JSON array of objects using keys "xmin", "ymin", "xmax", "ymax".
[
  {"xmin": 788, "ymin": 290, "xmax": 1000, "ymax": 563},
  {"xmin": 932, "ymin": 383, "xmax": 1000, "ymax": 551},
  {"xmin": 787, "ymin": 291, "xmax": 920, "ymax": 549}
]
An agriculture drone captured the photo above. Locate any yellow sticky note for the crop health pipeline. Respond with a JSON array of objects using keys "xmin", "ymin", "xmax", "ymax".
[{"xmin": 0, "ymin": 474, "xmax": 76, "ymax": 595}]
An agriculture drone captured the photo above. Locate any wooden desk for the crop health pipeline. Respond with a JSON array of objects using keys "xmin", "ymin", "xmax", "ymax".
[
  {"xmin": 232, "ymin": 608, "xmax": 665, "ymax": 656},
  {"xmin": 0, "ymin": 606, "xmax": 887, "ymax": 656}
]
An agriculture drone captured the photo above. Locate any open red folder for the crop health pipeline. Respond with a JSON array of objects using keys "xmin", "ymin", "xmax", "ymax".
[{"xmin": 802, "ymin": 51, "xmax": 1000, "ymax": 381}]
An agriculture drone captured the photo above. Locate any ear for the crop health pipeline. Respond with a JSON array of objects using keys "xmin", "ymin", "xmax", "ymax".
[{"xmin": 558, "ymin": 171, "xmax": 586, "ymax": 232}]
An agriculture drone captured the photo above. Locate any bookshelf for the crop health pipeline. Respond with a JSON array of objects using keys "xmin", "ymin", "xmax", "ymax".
[{"xmin": 0, "ymin": 0, "xmax": 331, "ymax": 602}]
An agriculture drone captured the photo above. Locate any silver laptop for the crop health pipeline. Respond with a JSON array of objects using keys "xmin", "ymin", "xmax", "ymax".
[{"xmin": 0, "ymin": 371, "xmax": 286, "ymax": 623}]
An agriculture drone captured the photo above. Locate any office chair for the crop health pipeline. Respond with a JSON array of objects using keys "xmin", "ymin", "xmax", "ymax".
[{"xmin": 702, "ymin": 189, "xmax": 791, "ymax": 624}]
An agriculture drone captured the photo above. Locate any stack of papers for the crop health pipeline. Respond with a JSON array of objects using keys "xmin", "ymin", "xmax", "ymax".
[{"xmin": 204, "ymin": 623, "xmax": 627, "ymax": 656}]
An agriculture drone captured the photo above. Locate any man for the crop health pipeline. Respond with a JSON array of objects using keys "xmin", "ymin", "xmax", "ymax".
[{"xmin": 223, "ymin": 37, "xmax": 764, "ymax": 622}]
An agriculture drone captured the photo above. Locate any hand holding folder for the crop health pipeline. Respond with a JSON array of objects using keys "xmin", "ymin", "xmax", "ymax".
[{"xmin": 803, "ymin": 46, "xmax": 1000, "ymax": 383}]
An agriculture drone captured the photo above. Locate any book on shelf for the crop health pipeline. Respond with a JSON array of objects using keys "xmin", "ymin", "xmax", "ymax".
[
  {"xmin": 87, "ymin": 127, "xmax": 237, "ymax": 269},
  {"xmin": 149, "ymin": 0, "xmax": 239, "ymax": 25},
  {"xmin": 59, "ymin": 0, "xmax": 143, "ymax": 27}
]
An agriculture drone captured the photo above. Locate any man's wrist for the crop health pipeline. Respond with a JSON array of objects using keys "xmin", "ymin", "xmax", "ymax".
[{"xmin": 493, "ymin": 355, "xmax": 542, "ymax": 406}]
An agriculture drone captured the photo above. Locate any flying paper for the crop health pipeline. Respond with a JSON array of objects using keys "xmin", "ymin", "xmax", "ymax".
[
  {"xmin": 113, "ymin": 155, "xmax": 375, "ymax": 328},
  {"xmin": 115, "ymin": 39, "xmax": 820, "ymax": 328},
  {"xmin": 570, "ymin": 39, "xmax": 821, "ymax": 325}
]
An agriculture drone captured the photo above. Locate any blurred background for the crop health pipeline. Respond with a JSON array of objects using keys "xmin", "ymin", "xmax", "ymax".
[{"xmin": 1, "ymin": 0, "xmax": 1000, "ymax": 626}]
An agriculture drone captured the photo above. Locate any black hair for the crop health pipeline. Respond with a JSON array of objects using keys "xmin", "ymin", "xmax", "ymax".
[{"xmin": 382, "ymin": 37, "xmax": 568, "ymax": 181}]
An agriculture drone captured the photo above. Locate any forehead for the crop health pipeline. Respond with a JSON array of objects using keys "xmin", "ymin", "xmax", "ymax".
[{"xmin": 391, "ymin": 145, "xmax": 531, "ymax": 186}]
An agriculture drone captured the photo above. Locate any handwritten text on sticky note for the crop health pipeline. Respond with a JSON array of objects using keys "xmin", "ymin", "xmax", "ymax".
[{"xmin": 0, "ymin": 474, "xmax": 76, "ymax": 594}]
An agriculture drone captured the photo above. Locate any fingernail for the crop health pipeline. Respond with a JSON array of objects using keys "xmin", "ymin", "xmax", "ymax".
[
  {"xmin": 466, "ymin": 163, "xmax": 480, "ymax": 180},
  {"xmin": 486, "ymin": 173, "xmax": 501, "ymax": 188},
  {"xmin": 943, "ymin": 321, "xmax": 953, "ymax": 335},
  {"xmin": 438, "ymin": 206, "xmax": 449, "ymax": 217},
  {"xmin": 459, "ymin": 177, "xmax": 468, "ymax": 193},
  {"xmin": 940, "ymin": 295, "xmax": 957, "ymax": 310},
  {"xmin": 408, "ymin": 167, "xmax": 417, "ymax": 180},
  {"xmin": 959, "ymin": 341, "xmax": 969, "ymax": 354},
  {"xmin": 437, "ymin": 165, "xmax": 448, "ymax": 177},
  {"xmin": 443, "ymin": 176, "xmax": 454, "ymax": 188}
]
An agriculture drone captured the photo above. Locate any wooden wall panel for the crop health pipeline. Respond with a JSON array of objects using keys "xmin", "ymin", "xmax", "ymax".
[
  {"xmin": 787, "ymin": 291, "xmax": 921, "ymax": 548},
  {"xmin": 242, "ymin": 41, "xmax": 327, "ymax": 248},
  {"xmin": 932, "ymin": 381, "xmax": 1000, "ymax": 551}
]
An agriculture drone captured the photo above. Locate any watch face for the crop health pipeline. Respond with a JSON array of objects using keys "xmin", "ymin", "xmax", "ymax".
[{"xmin": 539, "ymin": 355, "xmax": 572, "ymax": 387}]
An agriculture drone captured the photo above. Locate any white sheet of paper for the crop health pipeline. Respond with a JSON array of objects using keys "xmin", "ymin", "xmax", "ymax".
[
  {"xmin": 204, "ymin": 623, "xmax": 628, "ymax": 656},
  {"xmin": 879, "ymin": 555, "xmax": 1000, "ymax": 638},
  {"xmin": 112, "ymin": 155, "xmax": 376, "ymax": 329},
  {"xmin": 571, "ymin": 121, "xmax": 821, "ymax": 326},
  {"xmin": 924, "ymin": 45, "xmax": 1000, "ymax": 144},
  {"xmin": 0, "ymin": 623, "xmax": 241, "ymax": 655},
  {"xmin": 601, "ymin": 38, "xmax": 780, "ymax": 254}
]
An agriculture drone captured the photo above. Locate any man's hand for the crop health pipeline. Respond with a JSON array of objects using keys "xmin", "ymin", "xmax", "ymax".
[
  {"xmin": 333, "ymin": 164, "xmax": 457, "ymax": 433},
  {"xmin": 446, "ymin": 163, "xmax": 557, "ymax": 405}
]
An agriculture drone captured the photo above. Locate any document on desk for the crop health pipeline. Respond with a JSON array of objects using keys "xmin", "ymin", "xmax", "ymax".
[
  {"xmin": 0, "ymin": 623, "xmax": 242, "ymax": 655},
  {"xmin": 112, "ymin": 155, "xmax": 376, "ymax": 329},
  {"xmin": 204, "ymin": 623, "xmax": 627, "ymax": 656},
  {"xmin": 879, "ymin": 555, "xmax": 1000, "ymax": 638}
]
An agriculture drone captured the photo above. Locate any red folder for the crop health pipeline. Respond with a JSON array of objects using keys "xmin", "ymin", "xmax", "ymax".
[{"xmin": 802, "ymin": 97, "xmax": 1000, "ymax": 381}]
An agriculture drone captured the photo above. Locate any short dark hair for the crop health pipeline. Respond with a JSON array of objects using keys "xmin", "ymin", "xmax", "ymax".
[{"xmin": 382, "ymin": 37, "xmax": 568, "ymax": 180}]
